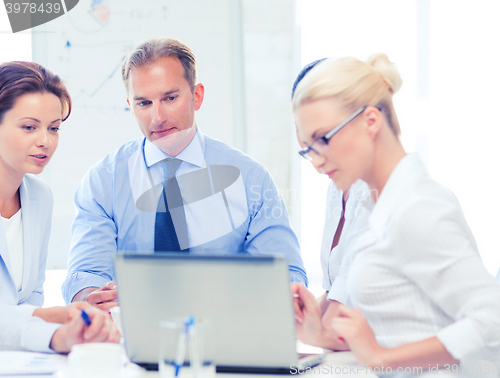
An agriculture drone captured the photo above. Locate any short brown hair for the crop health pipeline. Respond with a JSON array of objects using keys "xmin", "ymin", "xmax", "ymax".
[
  {"xmin": 121, "ymin": 38, "xmax": 197, "ymax": 92},
  {"xmin": 0, "ymin": 61, "xmax": 72, "ymax": 124}
]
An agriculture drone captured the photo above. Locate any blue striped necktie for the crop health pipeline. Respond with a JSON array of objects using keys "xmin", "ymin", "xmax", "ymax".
[{"xmin": 154, "ymin": 158, "xmax": 189, "ymax": 252}]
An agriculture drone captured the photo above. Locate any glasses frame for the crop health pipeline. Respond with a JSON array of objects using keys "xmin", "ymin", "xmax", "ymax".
[{"xmin": 298, "ymin": 106, "xmax": 369, "ymax": 161}]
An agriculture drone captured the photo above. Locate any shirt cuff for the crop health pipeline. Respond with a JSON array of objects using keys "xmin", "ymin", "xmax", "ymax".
[
  {"xmin": 21, "ymin": 318, "xmax": 62, "ymax": 353},
  {"xmin": 327, "ymin": 277, "xmax": 348, "ymax": 305},
  {"xmin": 289, "ymin": 270, "xmax": 308, "ymax": 287},
  {"xmin": 62, "ymin": 271, "xmax": 109, "ymax": 304},
  {"xmin": 322, "ymin": 276, "xmax": 331, "ymax": 292},
  {"xmin": 436, "ymin": 318, "xmax": 485, "ymax": 359},
  {"xmin": 15, "ymin": 304, "xmax": 38, "ymax": 317}
]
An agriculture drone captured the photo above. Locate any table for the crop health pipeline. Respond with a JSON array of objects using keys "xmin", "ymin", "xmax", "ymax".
[{"xmin": 0, "ymin": 350, "xmax": 378, "ymax": 378}]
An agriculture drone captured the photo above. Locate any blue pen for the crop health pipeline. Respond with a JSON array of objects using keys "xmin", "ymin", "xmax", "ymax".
[
  {"xmin": 81, "ymin": 309, "xmax": 91, "ymax": 327},
  {"xmin": 174, "ymin": 315, "xmax": 194, "ymax": 377}
]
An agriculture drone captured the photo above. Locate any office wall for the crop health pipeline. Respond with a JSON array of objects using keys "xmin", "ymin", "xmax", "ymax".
[{"xmin": 31, "ymin": 0, "xmax": 301, "ymax": 269}]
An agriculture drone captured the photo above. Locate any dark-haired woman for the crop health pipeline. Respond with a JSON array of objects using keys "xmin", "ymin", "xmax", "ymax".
[{"xmin": 0, "ymin": 61, "xmax": 119, "ymax": 353}]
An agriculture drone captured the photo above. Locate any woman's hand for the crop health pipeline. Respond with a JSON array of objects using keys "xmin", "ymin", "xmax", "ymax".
[
  {"xmin": 329, "ymin": 304, "xmax": 386, "ymax": 366},
  {"xmin": 330, "ymin": 305, "xmax": 460, "ymax": 369},
  {"xmin": 33, "ymin": 302, "xmax": 97, "ymax": 324},
  {"xmin": 291, "ymin": 283, "xmax": 348, "ymax": 350},
  {"xmin": 49, "ymin": 304, "xmax": 120, "ymax": 353}
]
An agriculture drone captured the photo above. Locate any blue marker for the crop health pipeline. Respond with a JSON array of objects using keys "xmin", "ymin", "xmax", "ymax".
[
  {"xmin": 174, "ymin": 315, "xmax": 195, "ymax": 377},
  {"xmin": 81, "ymin": 309, "xmax": 91, "ymax": 327}
]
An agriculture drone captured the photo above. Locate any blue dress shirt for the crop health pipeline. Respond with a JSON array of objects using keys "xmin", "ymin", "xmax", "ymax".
[{"xmin": 62, "ymin": 128, "xmax": 307, "ymax": 303}]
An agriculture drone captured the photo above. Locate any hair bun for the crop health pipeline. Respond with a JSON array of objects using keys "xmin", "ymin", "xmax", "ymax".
[{"xmin": 366, "ymin": 53, "xmax": 402, "ymax": 94}]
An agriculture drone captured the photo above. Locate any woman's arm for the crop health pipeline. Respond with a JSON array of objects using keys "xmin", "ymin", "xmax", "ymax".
[
  {"xmin": 291, "ymin": 283, "xmax": 348, "ymax": 350},
  {"xmin": 395, "ymin": 200, "xmax": 500, "ymax": 360},
  {"xmin": 316, "ymin": 291, "xmax": 330, "ymax": 315},
  {"xmin": 330, "ymin": 304, "xmax": 458, "ymax": 369},
  {"xmin": 22, "ymin": 178, "xmax": 53, "ymax": 307},
  {"xmin": 32, "ymin": 302, "xmax": 90, "ymax": 324},
  {"xmin": 381, "ymin": 337, "xmax": 458, "ymax": 369},
  {"xmin": 47, "ymin": 304, "xmax": 120, "ymax": 353}
]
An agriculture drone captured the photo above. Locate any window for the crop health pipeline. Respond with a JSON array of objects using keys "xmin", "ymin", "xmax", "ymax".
[{"xmin": 299, "ymin": 0, "xmax": 500, "ymax": 293}]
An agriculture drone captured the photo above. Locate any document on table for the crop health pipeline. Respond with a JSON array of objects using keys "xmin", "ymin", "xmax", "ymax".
[{"xmin": 0, "ymin": 351, "xmax": 66, "ymax": 375}]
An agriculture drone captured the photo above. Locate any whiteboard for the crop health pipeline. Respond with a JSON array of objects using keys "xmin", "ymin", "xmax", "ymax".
[{"xmin": 32, "ymin": 0, "xmax": 238, "ymax": 268}]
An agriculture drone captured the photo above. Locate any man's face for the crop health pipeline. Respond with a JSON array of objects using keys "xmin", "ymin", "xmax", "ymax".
[{"xmin": 127, "ymin": 56, "xmax": 204, "ymax": 155}]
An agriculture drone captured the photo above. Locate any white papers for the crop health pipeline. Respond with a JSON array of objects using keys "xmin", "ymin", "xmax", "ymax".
[{"xmin": 0, "ymin": 351, "xmax": 66, "ymax": 375}]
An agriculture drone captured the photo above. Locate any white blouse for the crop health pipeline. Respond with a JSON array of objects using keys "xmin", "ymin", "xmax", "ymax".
[
  {"xmin": 1, "ymin": 208, "xmax": 24, "ymax": 291},
  {"xmin": 347, "ymin": 153, "xmax": 500, "ymax": 369},
  {"xmin": 320, "ymin": 179, "xmax": 373, "ymax": 305}
]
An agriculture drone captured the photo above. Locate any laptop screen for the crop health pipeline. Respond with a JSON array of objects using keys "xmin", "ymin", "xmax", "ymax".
[{"xmin": 114, "ymin": 253, "xmax": 299, "ymax": 371}]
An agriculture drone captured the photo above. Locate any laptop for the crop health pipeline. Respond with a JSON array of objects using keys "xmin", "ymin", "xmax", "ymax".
[{"xmin": 114, "ymin": 253, "xmax": 325, "ymax": 373}]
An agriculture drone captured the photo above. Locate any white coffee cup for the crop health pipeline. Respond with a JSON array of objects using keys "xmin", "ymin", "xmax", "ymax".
[{"xmin": 67, "ymin": 343, "xmax": 126, "ymax": 378}]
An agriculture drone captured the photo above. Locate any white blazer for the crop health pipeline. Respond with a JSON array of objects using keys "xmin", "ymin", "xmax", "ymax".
[{"xmin": 0, "ymin": 174, "xmax": 60, "ymax": 352}]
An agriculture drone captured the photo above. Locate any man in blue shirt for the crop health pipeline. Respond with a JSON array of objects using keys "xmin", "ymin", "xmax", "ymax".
[{"xmin": 62, "ymin": 37, "xmax": 307, "ymax": 308}]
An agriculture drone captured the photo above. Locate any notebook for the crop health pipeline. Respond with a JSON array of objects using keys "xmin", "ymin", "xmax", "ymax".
[{"xmin": 114, "ymin": 253, "xmax": 325, "ymax": 373}]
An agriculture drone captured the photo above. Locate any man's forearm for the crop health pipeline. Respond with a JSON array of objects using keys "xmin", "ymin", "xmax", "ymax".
[{"xmin": 72, "ymin": 287, "xmax": 98, "ymax": 302}]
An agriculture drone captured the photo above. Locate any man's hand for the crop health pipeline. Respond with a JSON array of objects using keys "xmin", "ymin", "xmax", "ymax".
[
  {"xmin": 49, "ymin": 303, "xmax": 120, "ymax": 353},
  {"xmin": 291, "ymin": 282, "xmax": 306, "ymax": 322},
  {"xmin": 73, "ymin": 282, "xmax": 119, "ymax": 311},
  {"xmin": 291, "ymin": 283, "xmax": 348, "ymax": 351},
  {"xmin": 86, "ymin": 281, "xmax": 119, "ymax": 311}
]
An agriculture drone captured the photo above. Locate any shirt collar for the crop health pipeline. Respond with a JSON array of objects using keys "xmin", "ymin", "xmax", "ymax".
[
  {"xmin": 341, "ymin": 179, "xmax": 372, "ymax": 221},
  {"xmin": 368, "ymin": 153, "xmax": 426, "ymax": 237},
  {"xmin": 143, "ymin": 127, "xmax": 205, "ymax": 169}
]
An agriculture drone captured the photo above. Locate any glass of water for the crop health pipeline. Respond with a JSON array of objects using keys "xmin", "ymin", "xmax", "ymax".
[{"xmin": 159, "ymin": 317, "xmax": 215, "ymax": 378}]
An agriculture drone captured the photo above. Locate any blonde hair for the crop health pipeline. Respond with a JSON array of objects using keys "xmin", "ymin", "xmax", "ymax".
[{"xmin": 292, "ymin": 53, "xmax": 403, "ymax": 136}]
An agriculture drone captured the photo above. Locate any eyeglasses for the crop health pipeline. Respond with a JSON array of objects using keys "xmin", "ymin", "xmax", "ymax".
[{"xmin": 298, "ymin": 106, "xmax": 368, "ymax": 161}]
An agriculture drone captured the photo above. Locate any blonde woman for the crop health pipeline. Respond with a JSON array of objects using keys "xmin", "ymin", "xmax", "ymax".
[
  {"xmin": 292, "ymin": 55, "xmax": 500, "ymax": 375},
  {"xmin": 291, "ymin": 60, "xmax": 373, "ymax": 350}
]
